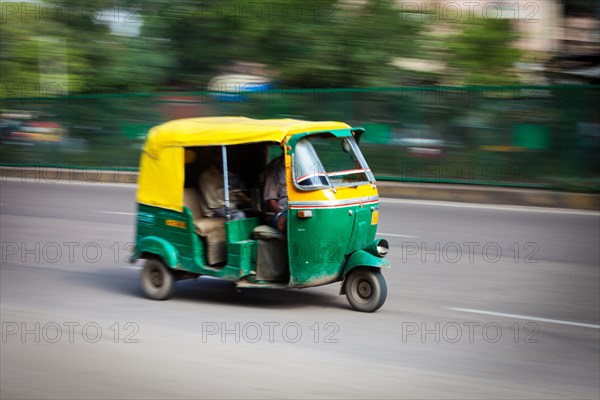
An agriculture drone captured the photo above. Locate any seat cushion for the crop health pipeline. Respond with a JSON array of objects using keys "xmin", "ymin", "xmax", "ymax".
[
  {"xmin": 252, "ymin": 225, "xmax": 285, "ymax": 240},
  {"xmin": 185, "ymin": 187, "xmax": 225, "ymax": 236},
  {"xmin": 183, "ymin": 188, "xmax": 203, "ymax": 218},
  {"xmin": 194, "ymin": 218, "xmax": 225, "ymax": 236}
]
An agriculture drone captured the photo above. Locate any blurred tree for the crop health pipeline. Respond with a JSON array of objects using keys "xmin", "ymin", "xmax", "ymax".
[
  {"xmin": 139, "ymin": 0, "xmax": 250, "ymax": 86},
  {"xmin": 246, "ymin": 0, "xmax": 423, "ymax": 87},
  {"xmin": 89, "ymin": 36, "xmax": 174, "ymax": 92},
  {"xmin": 445, "ymin": 18, "xmax": 522, "ymax": 86},
  {"xmin": 138, "ymin": 0, "xmax": 423, "ymax": 88},
  {"xmin": 0, "ymin": 0, "xmax": 174, "ymax": 97},
  {"xmin": 2, "ymin": 0, "xmax": 423, "ymax": 92},
  {"xmin": 0, "ymin": 15, "xmax": 91, "ymax": 97}
]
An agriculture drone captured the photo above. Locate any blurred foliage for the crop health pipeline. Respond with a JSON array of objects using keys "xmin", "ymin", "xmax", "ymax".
[
  {"xmin": 445, "ymin": 18, "xmax": 522, "ymax": 86},
  {"xmin": 0, "ymin": 13, "xmax": 90, "ymax": 94},
  {"xmin": 1, "ymin": 1, "xmax": 597, "ymax": 192},
  {"xmin": 257, "ymin": 0, "xmax": 422, "ymax": 87},
  {"xmin": 0, "ymin": 0, "xmax": 174, "ymax": 95},
  {"xmin": 0, "ymin": 0, "xmax": 530, "ymax": 93},
  {"xmin": 140, "ymin": 0, "xmax": 422, "ymax": 88}
]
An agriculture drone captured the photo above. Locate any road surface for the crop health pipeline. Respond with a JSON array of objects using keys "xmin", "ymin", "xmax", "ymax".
[{"xmin": 1, "ymin": 180, "xmax": 599, "ymax": 399}]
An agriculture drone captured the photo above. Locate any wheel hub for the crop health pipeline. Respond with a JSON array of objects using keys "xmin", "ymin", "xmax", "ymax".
[
  {"xmin": 150, "ymin": 268, "xmax": 163, "ymax": 288},
  {"xmin": 357, "ymin": 280, "xmax": 372, "ymax": 299}
]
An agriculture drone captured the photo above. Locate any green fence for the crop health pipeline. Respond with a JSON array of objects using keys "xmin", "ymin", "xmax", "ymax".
[{"xmin": 1, "ymin": 86, "xmax": 599, "ymax": 192}]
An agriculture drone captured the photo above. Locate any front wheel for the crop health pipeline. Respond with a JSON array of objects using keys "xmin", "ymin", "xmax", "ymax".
[
  {"xmin": 344, "ymin": 268, "xmax": 387, "ymax": 312},
  {"xmin": 141, "ymin": 258, "xmax": 175, "ymax": 300}
]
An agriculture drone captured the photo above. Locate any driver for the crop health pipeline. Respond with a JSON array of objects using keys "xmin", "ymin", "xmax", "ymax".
[{"xmin": 263, "ymin": 153, "xmax": 287, "ymax": 232}]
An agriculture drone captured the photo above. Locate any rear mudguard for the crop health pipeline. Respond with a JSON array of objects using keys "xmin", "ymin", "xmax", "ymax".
[
  {"xmin": 340, "ymin": 250, "xmax": 390, "ymax": 294},
  {"xmin": 134, "ymin": 236, "xmax": 179, "ymax": 268}
]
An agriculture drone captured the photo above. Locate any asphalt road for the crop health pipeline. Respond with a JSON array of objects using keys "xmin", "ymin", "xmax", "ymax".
[{"xmin": 1, "ymin": 180, "xmax": 599, "ymax": 399}]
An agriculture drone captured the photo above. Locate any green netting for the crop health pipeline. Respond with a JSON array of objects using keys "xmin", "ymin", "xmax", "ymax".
[{"xmin": 1, "ymin": 86, "xmax": 598, "ymax": 192}]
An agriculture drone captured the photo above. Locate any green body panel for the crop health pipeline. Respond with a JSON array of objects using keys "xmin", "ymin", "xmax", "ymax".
[
  {"xmin": 225, "ymin": 218, "xmax": 260, "ymax": 277},
  {"xmin": 226, "ymin": 217, "xmax": 260, "ymax": 242},
  {"xmin": 137, "ymin": 236, "xmax": 179, "ymax": 267},
  {"xmin": 287, "ymin": 202, "xmax": 379, "ymax": 287},
  {"xmin": 227, "ymin": 240, "xmax": 257, "ymax": 277},
  {"xmin": 134, "ymin": 199, "xmax": 388, "ymax": 287},
  {"xmin": 135, "ymin": 204, "xmax": 195, "ymax": 268},
  {"xmin": 346, "ymin": 207, "xmax": 378, "ymax": 251},
  {"xmin": 343, "ymin": 249, "xmax": 391, "ymax": 275},
  {"xmin": 135, "ymin": 203, "xmax": 240, "ymax": 280}
]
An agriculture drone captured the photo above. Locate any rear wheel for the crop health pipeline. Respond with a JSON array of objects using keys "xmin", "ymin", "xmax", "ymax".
[
  {"xmin": 141, "ymin": 258, "xmax": 175, "ymax": 300},
  {"xmin": 344, "ymin": 268, "xmax": 387, "ymax": 312}
]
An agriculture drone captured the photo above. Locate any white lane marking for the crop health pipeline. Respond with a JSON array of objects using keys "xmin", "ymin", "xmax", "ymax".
[
  {"xmin": 96, "ymin": 211, "xmax": 135, "ymax": 216},
  {"xmin": 379, "ymin": 232, "xmax": 419, "ymax": 238},
  {"xmin": 380, "ymin": 198, "xmax": 600, "ymax": 216},
  {"xmin": 447, "ymin": 307, "xmax": 600, "ymax": 329},
  {"xmin": 1, "ymin": 177, "xmax": 136, "ymax": 188},
  {"xmin": 122, "ymin": 265, "xmax": 142, "ymax": 270}
]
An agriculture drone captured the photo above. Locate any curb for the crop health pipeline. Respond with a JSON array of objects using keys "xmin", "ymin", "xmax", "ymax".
[
  {"xmin": 2, "ymin": 167, "xmax": 599, "ymax": 211},
  {"xmin": 376, "ymin": 181, "xmax": 600, "ymax": 211}
]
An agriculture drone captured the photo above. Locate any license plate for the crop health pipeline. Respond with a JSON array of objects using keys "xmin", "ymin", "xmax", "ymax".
[{"xmin": 371, "ymin": 210, "xmax": 379, "ymax": 225}]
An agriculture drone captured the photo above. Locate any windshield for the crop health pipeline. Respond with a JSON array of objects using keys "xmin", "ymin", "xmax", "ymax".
[{"xmin": 293, "ymin": 135, "xmax": 374, "ymax": 189}]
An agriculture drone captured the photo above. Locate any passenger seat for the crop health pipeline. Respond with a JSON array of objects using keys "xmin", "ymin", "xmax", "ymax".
[{"xmin": 183, "ymin": 188, "xmax": 226, "ymax": 265}]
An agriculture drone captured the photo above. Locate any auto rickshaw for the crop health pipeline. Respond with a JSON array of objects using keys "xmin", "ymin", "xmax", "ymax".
[{"xmin": 132, "ymin": 117, "xmax": 390, "ymax": 312}]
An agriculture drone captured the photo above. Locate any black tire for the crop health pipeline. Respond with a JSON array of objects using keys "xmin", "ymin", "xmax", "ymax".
[
  {"xmin": 344, "ymin": 268, "xmax": 387, "ymax": 312},
  {"xmin": 141, "ymin": 258, "xmax": 175, "ymax": 300}
]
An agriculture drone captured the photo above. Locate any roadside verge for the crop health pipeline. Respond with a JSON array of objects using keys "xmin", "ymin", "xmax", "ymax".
[{"xmin": 2, "ymin": 167, "xmax": 598, "ymax": 211}]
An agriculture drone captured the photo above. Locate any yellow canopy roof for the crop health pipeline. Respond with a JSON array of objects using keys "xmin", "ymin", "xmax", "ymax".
[
  {"xmin": 137, "ymin": 117, "xmax": 353, "ymax": 211},
  {"xmin": 143, "ymin": 117, "xmax": 352, "ymax": 157}
]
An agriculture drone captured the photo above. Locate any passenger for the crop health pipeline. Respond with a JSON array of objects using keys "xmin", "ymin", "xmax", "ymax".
[
  {"xmin": 263, "ymin": 153, "xmax": 287, "ymax": 232},
  {"xmin": 199, "ymin": 150, "xmax": 249, "ymax": 220}
]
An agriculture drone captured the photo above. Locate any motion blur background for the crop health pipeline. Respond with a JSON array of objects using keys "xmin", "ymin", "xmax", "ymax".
[
  {"xmin": 1, "ymin": 2, "xmax": 599, "ymax": 399},
  {"xmin": 1, "ymin": 0, "xmax": 599, "ymax": 188}
]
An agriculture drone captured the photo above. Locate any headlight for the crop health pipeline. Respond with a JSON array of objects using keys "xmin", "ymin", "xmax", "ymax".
[
  {"xmin": 376, "ymin": 240, "xmax": 389, "ymax": 257},
  {"xmin": 365, "ymin": 238, "xmax": 389, "ymax": 258}
]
